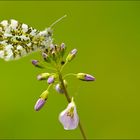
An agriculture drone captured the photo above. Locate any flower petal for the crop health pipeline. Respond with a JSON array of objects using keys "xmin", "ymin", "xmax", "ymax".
[{"xmin": 59, "ymin": 101, "xmax": 79, "ymax": 130}]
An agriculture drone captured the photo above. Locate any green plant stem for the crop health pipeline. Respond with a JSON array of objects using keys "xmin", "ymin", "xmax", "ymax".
[{"xmin": 58, "ymin": 72, "xmax": 87, "ymax": 140}]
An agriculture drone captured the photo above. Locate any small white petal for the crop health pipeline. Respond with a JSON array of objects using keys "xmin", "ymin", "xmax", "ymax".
[
  {"xmin": 10, "ymin": 19, "xmax": 18, "ymax": 30},
  {"xmin": 5, "ymin": 44, "xmax": 13, "ymax": 50},
  {"xmin": 4, "ymin": 33, "xmax": 12, "ymax": 37},
  {"xmin": 22, "ymin": 23, "xmax": 28, "ymax": 32},
  {"xmin": 17, "ymin": 45, "xmax": 23, "ymax": 50},
  {"xmin": 0, "ymin": 51, "xmax": 4, "ymax": 58},
  {"xmin": 20, "ymin": 35, "xmax": 29, "ymax": 41},
  {"xmin": 4, "ymin": 27, "xmax": 11, "ymax": 34},
  {"xmin": 1, "ymin": 20, "xmax": 8, "ymax": 27},
  {"xmin": 4, "ymin": 49, "xmax": 14, "ymax": 61},
  {"xmin": 39, "ymin": 30, "xmax": 47, "ymax": 36},
  {"xmin": 30, "ymin": 29, "xmax": 37, "ymax": 36},
  {"xmin": 0, "ymin": 40, "xmax": 7, "ymax": 46},
  {"xmin": 27, "ymin": 42, "xmax": 31, "ymax": 47}
]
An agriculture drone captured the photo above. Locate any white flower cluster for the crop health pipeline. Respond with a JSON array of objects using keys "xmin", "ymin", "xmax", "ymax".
[{"xmin": 0, "ymin": 19, "xmax": 52, "ymax": 61}]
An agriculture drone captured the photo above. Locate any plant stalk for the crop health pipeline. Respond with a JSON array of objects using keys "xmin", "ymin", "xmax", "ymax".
[{"xmin": 58, "ymin": 72, "xmax": 87, "ymax": 140}]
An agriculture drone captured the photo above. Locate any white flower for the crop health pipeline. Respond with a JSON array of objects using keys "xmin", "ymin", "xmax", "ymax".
[{"xmin": 59, "ymin": 98, "xmax": 79, "ymax": 130}]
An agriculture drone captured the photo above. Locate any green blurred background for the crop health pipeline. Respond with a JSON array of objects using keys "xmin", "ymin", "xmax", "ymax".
[{"xmin": 0, "ymin": 1, "xmax": 140, "ymax": 139}]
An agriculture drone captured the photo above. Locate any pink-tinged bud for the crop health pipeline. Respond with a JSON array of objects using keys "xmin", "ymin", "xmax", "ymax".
[
  {"xmin": 50, "ymin": 44, "xmax": 54, "ymax": 49},
  {"xmin": 34, "ymin": 98, "xmax": 46, "ymax": 111},
  {"xmin": 55, "ymin": 80, "xmax": 67, "ymax": 94},
  {"xmin": 37, "ymin": 73, "xmax": 50, "ymax": 80},
  {"xmin": 31, "ymin": 60, "xmax": 38, "ymax": 66},
  {"xmin": 42, "ymin": 52, "xmax": 47, "ymax": 59},
  {"xmin": 60, "ymin": 43, "xmax": 66, "ymax": 57},
  {"xmin": 42, "ymin": 52, "xmax": 51, "ymax": 62},
  {"xmin": 34, "ymin": 90, "xmax": 49, "ymax": 111},
  {"xmin": 47, "ymin": 76, "xmax": 55, "ymax": 84},
  {"xmin": 71, "ymin": 49, "xmax": 77, "ymax": 55},
  {"xmin": 31, "ymin": 60, "xmax": 43, "ymax": 68},
  {"xmin": 76, "ymin": 73, "xmax": 95, "ymax": 81},
  {"xmin": 66, "ymin": 49, "xmax": 77, "ymax": 62},
  {"xmin": 61, "ymin": 43, "xmax": 65, "ymax": 50},
  {"xmin": 55, "ymin": 84, "xmax": 64, "ymax": 93}
]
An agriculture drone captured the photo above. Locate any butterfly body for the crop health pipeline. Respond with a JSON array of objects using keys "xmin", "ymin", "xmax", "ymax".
[{"xmin": 0, "ymin": 19, "xmax": 53, "ymax": 61}]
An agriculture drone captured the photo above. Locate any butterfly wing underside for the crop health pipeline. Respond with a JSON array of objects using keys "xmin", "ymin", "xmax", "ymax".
[{"xmin": 0, "ymin": 19, "xmax": 52, "ymax": 61}]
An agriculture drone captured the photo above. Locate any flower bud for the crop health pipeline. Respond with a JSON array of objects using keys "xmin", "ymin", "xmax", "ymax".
[
  {"xmin": 52, "ymin": 50, "xmax": 56, "ymax": 58},
  {"xmin": 50, "ymin": 44, "xmax": 54, "ymax": 49},
  {"xmin": 60, "ymin": 43, "xmax": 66, "ymax": 57},
  {"xmin": 66, "ymin": 49, "xmax": 77, "ymax": 62},
  {"xmin": 37, "ymin": 73, "xmax": 50, "ymax": 80},
  {"xmin": 42, "ymin": 52, "xmax": 51, "ymax": 63},
  {"xmin": 31, "ymin": 60, "xmax": 38, "ymax": 66},
  {"xmin": 61, "ymin": 43, "xmax": 65, "ymax": 50},
  {"xmin": 34, "ymin": 90, "xmax": 49, "ymax": 111},
  {"xmin": 34, "ymin": 98, "xmax": 46, "ymax": 111},
  {"xmin": 47, "ymin": 76, "xmax": 55, "ymax": 84},
  {"xmin": 55, "ymin": 80, "xmax": 67, "ymax": 94},
  {"xmin": 76, "ymin": 73, "xmax": 95, "ymax": 81},
  {"xmin": 31, "ymin": 60, "xmax": 43, "ymax": 68}
]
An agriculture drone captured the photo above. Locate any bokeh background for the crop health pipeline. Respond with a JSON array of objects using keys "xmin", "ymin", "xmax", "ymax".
[{"xmin": 0, "ymin": 1, "xmax": 140, "ymax": 139}]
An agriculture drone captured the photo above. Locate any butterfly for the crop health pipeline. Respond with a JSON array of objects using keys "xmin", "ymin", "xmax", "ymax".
[{"xmin": 0, "ymin": 15, "xmax": 66, "ymax": 61}]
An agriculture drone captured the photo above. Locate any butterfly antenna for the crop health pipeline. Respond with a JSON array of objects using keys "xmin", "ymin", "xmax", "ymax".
[{"xmin": 49, "ymin": 15, "xmax": 67, "ymax": 28}]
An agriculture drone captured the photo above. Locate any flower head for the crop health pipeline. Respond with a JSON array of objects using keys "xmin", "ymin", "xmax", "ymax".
[{"xmin": 59, "ymin": 98, "xmax": 79, "ymax": 130}]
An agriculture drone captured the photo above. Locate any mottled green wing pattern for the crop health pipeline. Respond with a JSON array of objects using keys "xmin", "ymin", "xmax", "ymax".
[{"xmin": 0, "ymin": 19, "xmax": 52, "ymax": 61}]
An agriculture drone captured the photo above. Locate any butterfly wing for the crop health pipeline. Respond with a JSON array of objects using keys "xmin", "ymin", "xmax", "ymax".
[{"xmin": 0, "ymin": 19, "xmax": 52, "ymax": 61}]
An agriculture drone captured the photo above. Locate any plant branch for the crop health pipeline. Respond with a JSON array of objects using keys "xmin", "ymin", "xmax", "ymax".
[{"xmin": 58, "ymin": 72, "xmax": 87, "ymax": 140}]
